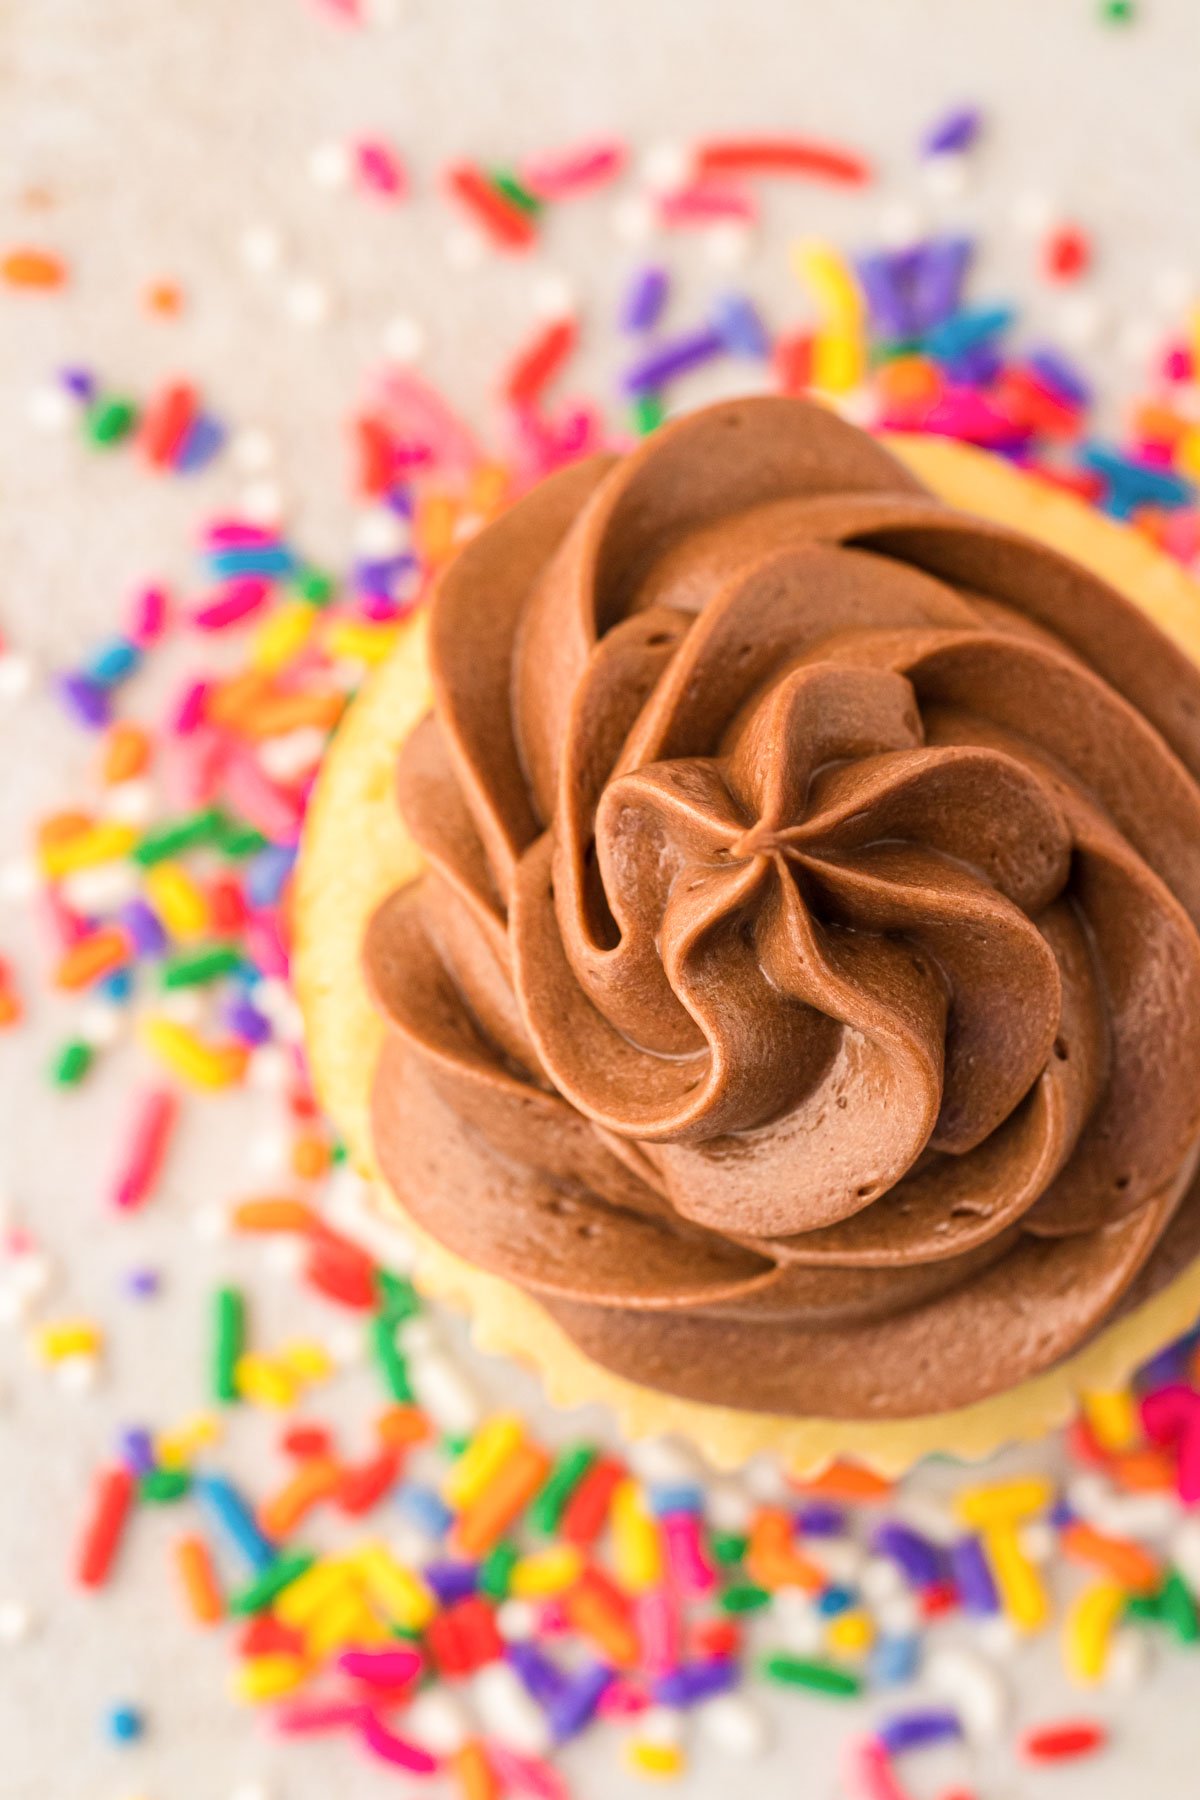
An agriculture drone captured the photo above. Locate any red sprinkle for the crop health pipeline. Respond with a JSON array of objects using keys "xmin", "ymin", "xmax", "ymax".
[
  {"xmin": 694, "ymin": 134, "xmax": 871, "ymax": 186},
  {"xmin": 1043, "ymin": 224, "xmax": 1091, "ymax": 282},
  {"xmin": 304, "ymin": 1230, "xmax": 378, "ymax": 1310},
  {"xmin": 75, "ymin": 1465, "xmax": 136, "ymax": 1588},
  {"xmin": 560, "ymin": 1456, "xmax": 626, "ymax": 1546},
  {"xmin": 141, "ymin": 383, "xmax": 199, "ymax": 468},
  {"xmin": 1020, "ymin": 1720, "xmax": 1108, "ymax": 1763},
  {"xmin": 336, "ymin": 1448, "xmax": 402, "ymax": 1515},
  {"xmin": 503, "ymin": 318, "xmax": 578, "ymax": 410},
  {"xmin": 444, "ymin": 164, "xmax": 537, "ymax": 251},
  {"xmin": 281, "ymin": 1422, "xmax": 336, "ymax": 1460}
]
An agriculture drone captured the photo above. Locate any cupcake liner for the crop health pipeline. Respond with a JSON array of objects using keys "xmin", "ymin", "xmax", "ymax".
[{"xmin": 295, "ymin": 435, "xmax": 1200, "ymax": 1475}]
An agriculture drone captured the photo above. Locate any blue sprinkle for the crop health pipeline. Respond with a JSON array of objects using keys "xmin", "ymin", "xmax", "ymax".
[
  {"xmin": 174, "ymin": 414, "xmax": 226, "ymax": 474},
  {"xmin": 878, "ymin": 1706, "xmax": 961, "ymax": 1756},
  {"xmin": 710, "ymin": 293, "xmax": 771, "ymax": 359},
  {"xmin": 396, "ymin": 1482, "xmax": 454, "ymax": 1539},
  {"xmin": 921, "ymin": 105, "xmax": 983, "ymax": 158},
  {"xmin": 195, "ymin": 1474, "xmax": 275, "ymax": 1572},
  {"xmin": 86, "ymin": 637, "xmax": 142, "ymax": 689},
  {"xmin": 245, "ymin": 844, "xmax": 297, "ymax": 910},
  {"xmin": 1080, "ymin": 442, "xmax": 1195, "ymax": 509},
  {"xmin": 207, "ymin": 544, "xmax": 295, "ymax": 580},
  {"xmin": 101, "ymin": 967, "xmax": 136, "ymax": 1004},
  {"xmin": 925, "ymin": 304, "xmax": 1015, "ymax": 361},
  {"xmin": 647, "ymin": 1481, "xmax": 705, "ymax": 1518},
  {"xmin": 815, "ymin": 1583, "xmax": 857, "ymax": 1618},
  {"xmin": 105, "ymin": 1703, "xmax": 145, "ymax": 1744},
  {"xmin": 869, "ymin": 1634, "xmax": 920, "ymax": 1686}
]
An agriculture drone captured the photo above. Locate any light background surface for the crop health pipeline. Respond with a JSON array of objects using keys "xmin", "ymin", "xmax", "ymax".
[{"xmin": 3, "ymin": 2, "xmax": 1200, "ymax": 1796}]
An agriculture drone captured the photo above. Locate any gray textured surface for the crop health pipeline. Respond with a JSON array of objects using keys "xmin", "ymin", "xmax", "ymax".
[{"xmin": 3, "ymin": 2, "xmax": 1200, "ymax": 1796}]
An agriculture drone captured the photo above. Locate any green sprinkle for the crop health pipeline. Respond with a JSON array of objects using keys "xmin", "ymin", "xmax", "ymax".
[
  {"xmin": 51, "ymin": 1040, "xmax": 93, "ymax": 1086},
  {"xmin": 388, "ymin": 1623, "xmax": 423, "ymax": 1643},
  {"xmin": 528, "ymin": 1444, "xmax": 598, "ymax": 1537},
  {"xmin": 208, "ymin": 813, "xmax": 267, "ymax": 859},
  {"xmin": 1101, "ymin": 0, "xmax": 1134, "ymax": 20},
  {"xmin": 371, "ymin": 1313, "xmax": 414, "ymax": 1402},
  {"xmin": 1125, "ymin": 1590, "xmax": 1161, "ymax": 1623},
  {"xmin": 711, "ymin": 1531, "xmax": 749, "ymax": 1567},
  {"xmin": 213, "ymin": 1286, "xmax": 246, "ymax": 1404},
  {"xmin": 139, "ymin": 1467, "xmax": 191, "ymax": 1504},
  {"xmin": 375, "ymin": 1268, "xmax": 420, "ymax": 1325},
  {"xmin": 1161, "ymin": 1568, "xmax": 1200, "ymax": 1643},
  {"xmin": 132, "ymin": 808, "xmax": 224, "ymax": 867},
  {"xmin": 443, "ymin": 1434, "xmax": 470, "ymax": 1458},
  {"xmin": 331, "ymin": 1140, "xmax": 348, "ymax": 1165},
  {"xmin": 632, "ymin": 391, "xmax": 664, "ymax": 436},
  {"xmin": 720, "ymin": 1581, "xmax": 771, "ymax": 1615},
  {"xmin": 161, "ymin": 942, "xmax": 243, "ymax": 990},
  {"xmin": 761, "ymin": 1653, "xmax": 862, "ymax": 1697},
  {"xmin": 490, "ymin": 170, "xmax": 542, "ymax": 217},
  {"xmin": 229, "ymin": 1549, "xmax": 317, "ymax": 1617},
  {"xmin": 294, "ymin": 567, "xmax": 335, "ymax": 607},
  {"xmin": 479, "ymin": 1542, "xmax": 520, "ymax": 1601},
  {"xmin": 87, "ymin": 397, "xmax": 138, "ymax": 446}
]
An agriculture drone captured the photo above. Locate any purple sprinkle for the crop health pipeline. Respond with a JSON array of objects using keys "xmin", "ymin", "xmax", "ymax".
[
  {"xmin": 855, "ymin": 253, "xmax": 914, "ymax": 340},
  {"xmin": 710, "ymin": 293, "xmax": 770, "ymax": 359},
  {"xmin": 878, "ymin": 1707, "xmax": 962, "ymax": 1756},
  {"xmin": 245, "ymin": 844, "xmax": 297, "ymax": 910},
  {"xmin": 949, "ymin": 1535, "xmax": 999, "ymax": 1616},
  {"xmin": 622, "ymin": 327, "xmax": 726, "ymax": 396},
  {"xmin": 943, "ymin": 342, "xmax": 1006, "ymax": 388},
  {"xmin": 226, "ymin": 994, "xmax": 272, "ymax": 1045},
  {"xmin": 422, "ymin": 1560, "xmax": 479, "ymax": 1606},
  {"xmin": 652, "ymin": 1657, "xmax": 738, "ymax": 1708},
  {"xmin": 59, "ymin": 365, "xmax": 96, "ymax": 401},
  {"xmin": 870, "ymin": 1522, "xmax": 945, "ymax": 1590},
  {"xmin": 921, "ymin": 105, "xmax": 983, "ymax": 159},
  {"xmin": 353, "ymin": 553, "xmax": 418, "ymax": 594},
  {"xmin": 547, "ymin": 1661, "xmax": 614, "ymax": 1743},
  {"xmin": 1049, "ymin": 1498, "xmax": 1075, "ymax": 1531},
  {"xmin": 384, "ymin": 485, "xmax": 415, "ymax": 517},
  {"xmin": 120, "ymin": 898, "xmax": 168, "ymax": 958},
  {"xmin": 119, "ymin": 1426, "xmax": 157, "ymax": 1475},
  {"xmin": 795, "ymin": 1503, "xmax": 847, "ymax": 1537},
  {"xmin": 123, "ymin": 1267, "xmax": 161, "ymax": 1300},
  {"xmin": 507, "ymin": 1642, "xmax": 569, "ymax": 1709},
  {"xmin": 621, "ymin": 264, "xmax": 670, "ymax": 334},
  {"xmin": 1027, "ymin": 346, "xmax": 1093, "ymax": 409},
  {"xmin": 57, "ymin": 671, "xmax": 111, "ymax": 730},
  {"xmin": 910, "ymin": 236, "xmax": 973, "ymax": 333},
  {"xmin": 174, "ymin": 414, "xmax": 226, "ymax": 474}
]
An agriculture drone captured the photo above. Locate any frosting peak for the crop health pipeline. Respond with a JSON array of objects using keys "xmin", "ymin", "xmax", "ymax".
[{"xmin": 365, "ymin": 398, "xmax": 1200, "ymax": 1418}]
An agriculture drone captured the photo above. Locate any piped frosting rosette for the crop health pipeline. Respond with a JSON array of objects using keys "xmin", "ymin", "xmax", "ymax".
[{"xmin": 363, "ymin": 398, "xmax": 1200, "ymax": 1419}]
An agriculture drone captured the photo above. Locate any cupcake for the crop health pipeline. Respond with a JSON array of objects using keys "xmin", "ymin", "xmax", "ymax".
[{"xmin": 296, "ymin": 396, "xmax": 1200, "ymax": 1471}]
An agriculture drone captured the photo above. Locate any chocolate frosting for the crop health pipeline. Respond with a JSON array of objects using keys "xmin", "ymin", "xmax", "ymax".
[{"xmin": 364, "ymin": 397, "xmax": 1200, "ymax": 1418}]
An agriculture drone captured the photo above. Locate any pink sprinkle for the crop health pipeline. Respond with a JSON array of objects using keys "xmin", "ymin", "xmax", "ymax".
[
  {"xmin": 245, "ymin": 910, "xmax": 290, "ymax": 980},
  {"xmin": 167, "ymin": 730, "xmax": 228, "ymax": 810},
  {"xmin": 659, "ymin": 184, "xmax": 756, "ymax": 226},
  {"xmin": 171, "ymin": 680, "xmax": 210, "ymax": 737},
  {"xmin": 354, "ymin": 139, "xmax": 407, "ymax": 201},
  {"xmin": 128, "ymin": 585, "xmax": 170, "ymax": 645},
  {"xmin": 484, "ymin": 1743, "xmax": 570, "ymax": 1800},
  {"xmin": 337, "ymin": 1647, "xmax": 422, "ymax": 1688},
  {"xmin": 521, "ymin": 139, "xmax": 628, "ymax": 200},
  {"xmin": 371, "ymin": 370, "xmax": 482, "ymax": 481},
  {"xmin": 204, "ymin": 521, "xmax": 280, "ymax": 548},
  {"xmin": 192, "ymin": 578, "xmax": 270, "ymax": 631},
  {"xmin": 222, "ymin": 751, "xmax": 304, "ymax": 843},
  {"xmin": 635, "ymin": 1583, "xmax": 682, "ymax": 1676},
  {"xmin": 597, "ymin": 1678, "xmax": 650, "ymax": 1719},
  {"xmin": 842, "ymin": 1735, "xmax": 914, "ymax": 1800},
  {"xmin": 111, "ymin": 1087, "xmax": 178, "ymax": 1211},
  {"xmin": 274, "ymin": 1697, "xmax": 373, "ymax": 1735},
  {"xmin": 357, "ymin": 1711, "xmax": 438, "ymax": 1773},
  {"xmin": 661, "ymin": 1512, "xmax": 716, "ymax": 1594}
]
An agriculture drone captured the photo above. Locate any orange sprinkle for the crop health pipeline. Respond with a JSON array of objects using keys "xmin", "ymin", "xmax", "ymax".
[
  {"xmin": 564, "ymin": 1568, "xmax": 639, "ymax": 1667},
  {"xmin": 0, "ymin": 985, "xmax": 23, "ymax": 1029},
  {"xmin": 376, "ymin": 1405, "xmax": 432, "ymax": 1451},
  {"xmin": 101, "ymin": 722, "xmax": 152, "ymax": 785},
  {"xmin": 2, "ymin": 246, "xmax": 68, "ymax": 289},
  {"xmin": 876, "ymin": 354, "xmax": 942, "ymax": 408},
  {"xmin": 258, "ymin": 1457, "xmax": 342, "ymax": 1538},
  {"xmin": 204, "ymin": 670, "xmax": 274, "ymax": 729},
  {"xmin": 231, "ymin": 1197, "xmax": 321, "ymax": 1234},
  {"xmin": 791, "ymin": 1459, "xmax": 894, "ymax": 1504},
  {"xmin": 1061, "ymin": 1521, "xmax": 1161, "ymax": 1594},
  {"xmin": 144, "ymin": 279, "xmax": 185, "ymax": 316},
  {"xmin": 450, "ymin": 1740, "xmax": 501, "ymax": 1800},
  {"xmin": 38, "ymin": 810, "xmax": 94, "ymax": 849},
  {"xmin": 290, "ymin": 1132, "xmax": 331, "ymax": 1181},
  {"xmin": 1112, "ymin": 1448, "xmax": 1176, "ymax": 1492},
  {"xmin": 467, "ymin": 461, "xmax": 511, "ymax": 519},
  {"xmin": 54, "ymin": 925, "xmax": 131, "ymax": 991},
  {"xmin": 413, "ymin": 492, "xmax": 459, "ymax": 564},
  {"xmin": 236, "ymin": 689, "xmax": 346, "ymax": 741},
  {"xmin": 174, "ymin": 1533, "xmax": 223, "ymax": 1625},
  {"xmin": 747, "ymin": 1507, "xmax": 826, "ymax": 1592},
  {"xmin": 452, "ymin": 1442, "xmax": 551, "ymax": 1557}
]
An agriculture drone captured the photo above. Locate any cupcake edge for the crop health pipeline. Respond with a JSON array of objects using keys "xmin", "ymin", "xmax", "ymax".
[{"xmin": 294, "ymin": 431, "xmax": 1200, "ymax": 1475}]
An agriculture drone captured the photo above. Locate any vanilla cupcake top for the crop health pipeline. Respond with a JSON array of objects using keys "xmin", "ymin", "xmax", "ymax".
[{"xmin": 364, "ymin": 397, "xmax": 1200, "ymax": 1419}]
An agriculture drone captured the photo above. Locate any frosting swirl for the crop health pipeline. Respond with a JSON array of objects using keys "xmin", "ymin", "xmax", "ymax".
[{"xmin": 365, "ymin": 397, "xmax": 1200, "ymax": 1418}]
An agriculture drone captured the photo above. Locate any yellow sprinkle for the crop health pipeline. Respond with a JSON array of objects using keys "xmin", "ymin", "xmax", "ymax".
[
  {"xmin": 274, "ymin": 1558, "xmax": 354, "ymax": 1629},
  {"xmin": 249, "ymin": 601, "xmax": 317, "ymax": 674},
  {"xmin": 510, "ymin": 1545, "xmax": 586, "ymax": 1600},
  {"xmin": 231, "ymin": 1654, "xmax": 309, "ymax": 1704},
  {"xmin": 443, "ymin": 1414, "xmax": 526, "ymax": 1508},
  {"xmin": 955, "ymin": 1477, "xmax": 1055, "ymax": 1531},
  {"xmin": 139, "ymin": 1017, "xmax": 247, "ymax": 1090},
  {"xmin": 38, "ymin": 822, "xmax": 137, "ymax": 879},
  {"xmin": 234, "ymin": 1353, "xmax": 299, "ymax": 1410},
  {"xmin": 612, "ymin": 1478, "xmax": 664, "ymax": 1594},
  {"xmin": 791, "ymin": 239, "xmax": 863, "ymax": 322},
  {"xmin": 142, "ymin": 861, "xmax": 210, "ymax": 939},
  {"xmin": 1179, "ymin": 427, "xmax": 1200, "ymax": 485},
  {"xmin": 277, "ymin": 1339, "xmax": 334, "ymax": 1385},
  {"xmin": 984, "ymin": 1525, "xmax": 1050, "ymax": 1633},
  {"xmin": 810, "ymin": 329, "xmax": 864, "ymax": 394},
  {"xmin": 324, "ymin": 619, "xmax": 401, "ymax": 666},
  {"xmin": 156, "ymin": 1411, "xmax": 221, "ymax": 1468},
  {"xmin": 625, "ymin": 1741, "xmax": 685, "ymax": 1779},
  {"xmin": 304, "ymin": 1589, "xmax": 387, "ymax": 1659},
  {"xmin": 355, "ymin": 1543, "xmax": 436, "ymax": 1631},
  {"xmin": 1064, "ymin": 1579, "xmax": 1126, "ymax": 1686},
  {"xmin": 825, "ymin": 1610, "xmax": 875, "ymax": 1658},
  {"xmin": 1082, "ymin": 1389, "xmax": 1139, "ymax": 1454},
  {"xmin": 33, "ymin": 1318, "xmax": 103, "ymax": 1362}
]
